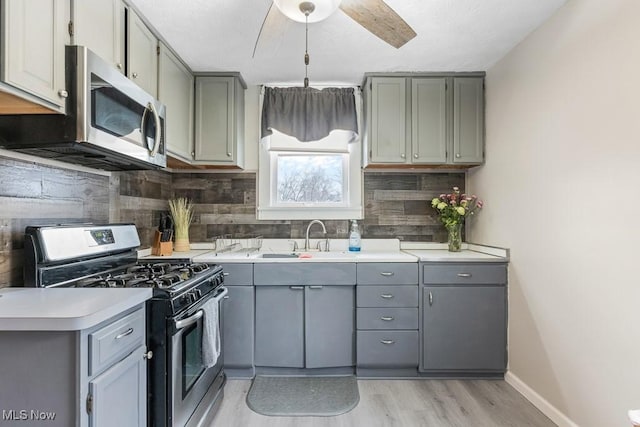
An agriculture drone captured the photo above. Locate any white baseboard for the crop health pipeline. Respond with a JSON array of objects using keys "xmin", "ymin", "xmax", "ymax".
[{"xmin": 505, "ymin": 371, "xmax": 580, "ymax": 427}]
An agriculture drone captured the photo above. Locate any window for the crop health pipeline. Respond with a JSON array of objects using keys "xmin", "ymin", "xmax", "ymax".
[{"xmin": 258, "ymin": 129, "xmax": 363, "ymax": 220}]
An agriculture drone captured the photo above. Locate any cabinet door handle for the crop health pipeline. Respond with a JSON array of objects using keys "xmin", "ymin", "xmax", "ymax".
[
  {"xmin": 223, "ymin": 295, "xmax": 230, "ymax": 299},
  {"xmin": 380, "ymin": 272, "xmax": 394, "ymax": 277},
  {"xmin": 457, "ymin": 273, "xmax": 472, "ymax": 278},
  {"xmin": 223, "ymin": 272, "xmax": 230, "ymax": 276},
  {"xmin": 380, "ymin": 339, "xmax": 395, "ymax": 345},
  {"xmin": 58, "ymin": 89, "xmax": 68, "ymax": 98},
  {"xmin": 400, "ymin": 153, "xmax": 406, "ymax": 159},
  {"xmin": 308, "ymin": 285, "xmax": 323, "ymax": 290},
  {"xmin": 132, "ymin": 72, "xmax": 138, "ymax": 78},
  {"xmin": 143, "ymin": 350, "xmax": 153, "ymax": 360},
  {"xmin": 380, "ymin": 316, "xmax": 394, "ymax": 321},
  {"xmin": 290, "ymin": 286, "xmax": 304, "ymax": 290},
  {"xmin": 429, "ymin": 291, "xmax": 433, "ymax": 306},
  {"xmin": 115, "ymin": 328, "xmax": 134, "ymax": 340},
  {"xmin": 380, "ymin": 294, "xmax": 394, "ymax": 299}
]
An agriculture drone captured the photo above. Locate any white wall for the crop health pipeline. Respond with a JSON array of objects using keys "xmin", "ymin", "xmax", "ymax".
[{"xmin": 468, "ymin": 1, "xmax": 640, "ymax": 426}]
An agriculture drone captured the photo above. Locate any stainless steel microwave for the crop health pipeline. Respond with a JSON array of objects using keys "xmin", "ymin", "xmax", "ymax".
[{"xmin": 0, "ymin": 46, "xmax": 166, "ymax": 170}]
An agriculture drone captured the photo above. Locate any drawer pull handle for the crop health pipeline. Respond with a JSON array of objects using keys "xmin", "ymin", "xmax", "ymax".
[
  {"xmin": 223, "ymin": 272, "xmax": 230, "ymax": 276},
  {"xmin": 457, "ymin": 273, "xmax": 472, "ymax": 278},
  {"xmin": 380, "ymin": 272, "xmax": 394, "ymax": 277},
  {"xmin": 115, "ymin": 328, "xmax": 134, "ymax": 340},
  {"xmin": 380, "ymin": 339, "xmax": 395, "ymax": 345},
  {"xmin": 380, "ymin": 294, "xmax": 394, "ymax": 299},
  {"xmin": 290, "ymin": 286, "xmax": 304, "ymax": 290},
  {"xmin": 223, "ymin": 295, "xmax": 230, "ymax": 299},
  {"xmin": 309, "ymin": 285, "xmax": 323, "ymax": 290},
  {"xmin": 380, "ymin": 316, "xmax": 394, "ymax": 321}
]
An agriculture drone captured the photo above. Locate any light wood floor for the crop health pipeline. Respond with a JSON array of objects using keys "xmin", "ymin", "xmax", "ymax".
[{"xmin": 209, "ymin": 379, "xmax": 556, "ymax": 427}]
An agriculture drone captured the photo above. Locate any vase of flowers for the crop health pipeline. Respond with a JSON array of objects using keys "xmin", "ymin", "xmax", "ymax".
[
  {"xmin": 168, "ymin": 197, "xmax": 194, "ymax": 252},
  {"xmin": 431, "ymin": 187, "xmax": 483, "ymax": 252}
]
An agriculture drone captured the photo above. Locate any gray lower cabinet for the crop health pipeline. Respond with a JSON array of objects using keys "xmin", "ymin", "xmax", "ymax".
[
  {"xmin": 421, "ymin": 286, "xmax": 506, "ymax": 371},
  {"xmin": 356, "ymin": 263, "xmax": 419, "ymax": 374},
  {"xmin": 255, "ymin": 284, "xmax": 355, "ymax": 369},
  {"xmin": 420, "ymin": 262, "xmax": 507, "ymax": 374},
  {"xmin": 219, "ymin": 263, "xmax": 254, "ymax": 377},
  {"xmin": 255, "ymin": 285, "xmax": 304, "ymax": 368},
  {"xmin": 221, "ymin": 286, "xmax": 254, "ymax": 373},
  {"xmin": 89, "ymin": 344, "xmax": 146, "ymax": 427},
  {"xmin": 0, "ymin": 305, "xmax": 147, "ymax": 427}
]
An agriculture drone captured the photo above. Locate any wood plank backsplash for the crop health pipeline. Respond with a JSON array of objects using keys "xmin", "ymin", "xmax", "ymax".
[{"xmin": 0, "ymin": 155, "xmax": 464, "ymax": 287}]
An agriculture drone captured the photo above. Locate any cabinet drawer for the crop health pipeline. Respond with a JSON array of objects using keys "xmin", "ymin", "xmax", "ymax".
[
  {"xmin": 357, "ymin": 263, "xmax": 418, "ymax": 285},
  {"xmin": 422, "ymin": 263, "xmax": 507, "ymax": 285},
  {"xmin": 357, "ymin": 331, "xmax": 419, "ymax": 368},
  {"xmin": 254, "ymin": 263, "xmax": 356, "ymax": 286},
  {"xmin": 357, "ymin": 285, "xmax": 418, "ymax": 308},
  {"xmin": 89, "ymin": 308, "xmax": 145, "ymax": 376},
  {"xmin": 357, "ymin": 308, "xmax": 418, "ymax": 330},
  {"xmin": 219, "ymin": 263, "xmax": 253, "ymax": 286}
]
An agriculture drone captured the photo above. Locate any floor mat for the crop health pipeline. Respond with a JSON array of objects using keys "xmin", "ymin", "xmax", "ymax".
[{"xmin": 246, "ymin": 375, "xmax": 360, "ymax": 417}]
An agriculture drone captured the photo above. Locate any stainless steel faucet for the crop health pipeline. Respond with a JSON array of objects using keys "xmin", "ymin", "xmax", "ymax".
[{"xmin": 305, "ymin": 220, "xmax": 327, "ymax": 251}]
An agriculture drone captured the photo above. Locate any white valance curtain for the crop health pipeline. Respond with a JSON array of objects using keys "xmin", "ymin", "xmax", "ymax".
[{"xmin": 261, "ymin": 86, "xmax": 359, "ymax": 142}]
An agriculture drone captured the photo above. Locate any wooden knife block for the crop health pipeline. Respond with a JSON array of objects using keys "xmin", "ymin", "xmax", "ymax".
[{"xmin": 151, "ymin": 231, "xmax": 173, "ymax": 256}]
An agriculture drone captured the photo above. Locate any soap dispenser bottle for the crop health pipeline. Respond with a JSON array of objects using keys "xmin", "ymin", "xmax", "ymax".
[{"xmin": 348, "ymin": 220, "xmax": 361, "ymax": 252}]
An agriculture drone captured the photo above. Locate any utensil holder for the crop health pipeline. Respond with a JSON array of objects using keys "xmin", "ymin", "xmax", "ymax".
[{"xmin": 152, "ymin": 231, "xmax": 173, "ymax": 256}]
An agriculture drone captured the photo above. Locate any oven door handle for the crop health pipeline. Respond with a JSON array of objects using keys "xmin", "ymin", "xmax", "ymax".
[{"xmin": 174, "ymin": 286, "xmax": 228, "ymax": 331}]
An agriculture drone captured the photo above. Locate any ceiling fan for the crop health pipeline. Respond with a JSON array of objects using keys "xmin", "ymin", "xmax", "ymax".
[{"xmin": 253, "ymin": 0, "xmax": 417, "ymax": 57}]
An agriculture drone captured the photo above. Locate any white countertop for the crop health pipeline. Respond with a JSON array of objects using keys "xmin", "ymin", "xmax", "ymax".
[
  {"xmin": 0, "ymin": 288, "xmax": 152, "ymax": 331},
  {"xmin": 138, "ymin": 240, "xmax": 508, "ymax": 264},
  {"xmin": 192, "ymin": 250, "xmax": 419, "ymax": 263}
]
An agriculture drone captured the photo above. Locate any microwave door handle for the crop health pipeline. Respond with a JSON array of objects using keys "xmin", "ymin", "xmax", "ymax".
[{"xmin": 141, "ymin": 102, "xmax": 162, "ymax": 157}]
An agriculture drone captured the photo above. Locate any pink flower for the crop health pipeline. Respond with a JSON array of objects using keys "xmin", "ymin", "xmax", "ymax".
[{"xmin": 477, "ymin": 200, "xmax": 484, "ymax": 208}]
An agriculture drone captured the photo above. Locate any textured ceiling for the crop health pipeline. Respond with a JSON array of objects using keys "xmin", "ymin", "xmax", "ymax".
[{"xmin": 130, "ymin": 0, "xmax": 566, "ymax": 86}]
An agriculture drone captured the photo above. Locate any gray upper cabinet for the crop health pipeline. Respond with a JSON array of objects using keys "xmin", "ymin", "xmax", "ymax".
[
  {"xmin": 126, "ymin": 8, "xmax": 157, "ymax": 98},
  {"xmin": 368, "ymin": 77, "xmax": 407, "ymax": 163},
  {"xmin": 365, "ymin": 74, "xmax": 484, "ymax": 166},
  {"xmin": 194, "ymin": 75, "xmax": 245, "ymax": 167},
  {"xmin": 453, "ymin": 77, "xmax": 484, "ymax": 163},
  {"xmin": 411, "ymin": 78, "xmax": 448, "ymax": 164},
  {"xmin": 158, "ymin": 42, "xmax": 194, "ymax": 161},
  {"xmin": 71, "ymin": 0, "xmax": 125, "ymax": 73},
  {"xmin": 1, "ymin": 0, "xmax": 69, "ymax": 112}
]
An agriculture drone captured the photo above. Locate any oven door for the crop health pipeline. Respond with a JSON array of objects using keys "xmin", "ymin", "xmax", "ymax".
[{"xmin": 170, "ymin": 286, "xmax": 228, "ymax": 427}]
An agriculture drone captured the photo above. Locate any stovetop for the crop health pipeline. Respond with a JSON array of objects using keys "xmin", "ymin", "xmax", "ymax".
[{"xmin": 75, "ymin": 262, "xmax": 213, "ymax": 290}]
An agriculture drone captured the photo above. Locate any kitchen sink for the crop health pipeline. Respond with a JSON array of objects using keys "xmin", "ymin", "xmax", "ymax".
[{"xmin": 259, "ymin": 253, "xmax": 299, "ymax": 258}]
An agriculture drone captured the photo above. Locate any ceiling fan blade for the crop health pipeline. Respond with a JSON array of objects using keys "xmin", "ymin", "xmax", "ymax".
[
  {"xmin": 253, "ymin": 3, "xmax": 293, "ymax": 58},
  {"xmin": 339, "ymin": 0, "xmax": 417, "ymax": 48}
]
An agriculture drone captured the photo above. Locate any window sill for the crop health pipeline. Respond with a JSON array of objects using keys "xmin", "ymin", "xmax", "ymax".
[{"xmin": 257, "ymin": 207, "xmax": 363, "ymax": 221}]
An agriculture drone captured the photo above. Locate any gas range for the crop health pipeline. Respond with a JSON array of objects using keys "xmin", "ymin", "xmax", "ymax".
[{"xmin": 22, "ymin": 223, "xmax": 227, "ymax": 427}]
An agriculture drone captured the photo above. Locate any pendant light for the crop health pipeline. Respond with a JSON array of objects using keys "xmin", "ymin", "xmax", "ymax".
[{"xmin": 273, "ymin": 0, "xmax": 341, "ymax": 87}]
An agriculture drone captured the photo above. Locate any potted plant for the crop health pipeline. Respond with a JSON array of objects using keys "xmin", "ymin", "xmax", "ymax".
[
  {"xmin": 431, "ymin": 187, "xmax": 483, "ymax": 252},
  {"xmin": 168, "ymin": 197, "xmax": 194, "ymax": 252}
]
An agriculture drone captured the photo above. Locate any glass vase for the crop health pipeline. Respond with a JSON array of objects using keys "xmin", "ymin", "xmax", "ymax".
[{"xmin": 446, "ymin": 223, "xmax": 463, "ymax": 252}]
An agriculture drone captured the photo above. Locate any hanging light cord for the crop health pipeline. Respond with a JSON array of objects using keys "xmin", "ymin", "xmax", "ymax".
[{"xmin": 304, "ymin": 12, "xmax": 310, "ymax": 88}]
